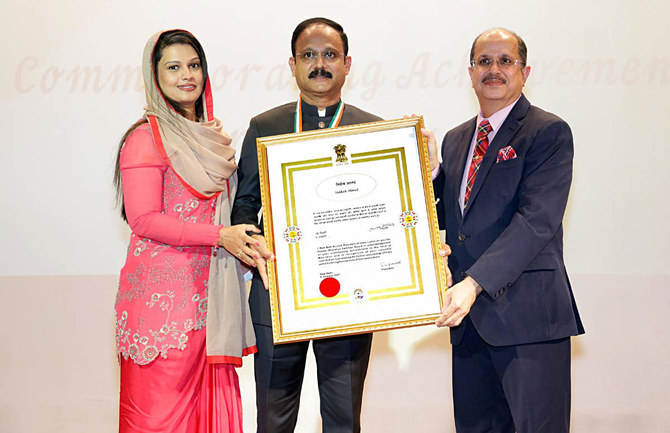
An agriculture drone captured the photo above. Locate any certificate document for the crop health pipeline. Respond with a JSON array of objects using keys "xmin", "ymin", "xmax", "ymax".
[{"xmin": 257, "ymin": 117, "xmax": 448, "ymax": 343}]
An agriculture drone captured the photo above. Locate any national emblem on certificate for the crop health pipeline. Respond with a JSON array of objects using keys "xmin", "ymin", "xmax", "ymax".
[{"xmin": 257, "ymin": 116, "xmax": 448, "ymax": 343}]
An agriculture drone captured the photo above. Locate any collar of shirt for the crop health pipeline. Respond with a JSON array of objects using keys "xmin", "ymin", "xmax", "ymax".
[
  {"xmin": 300, "ymin": 99, "xmax": 341, "ymax": 130},
  {"xmin": 301, "ymin": 99, "xmax": 341, "ymax": 117},
  {"xmin": 458, "ymin": 96, "xmax": 521, "ymax": 212},
  {"xmin": 475, "ymin": 95, "xmax": 520, "ymax": 144}
]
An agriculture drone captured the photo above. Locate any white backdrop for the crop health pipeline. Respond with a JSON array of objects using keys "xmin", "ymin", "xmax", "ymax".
[{"xmin": 1, "ymin": 0, "xmax": 669, "ymax": 431}]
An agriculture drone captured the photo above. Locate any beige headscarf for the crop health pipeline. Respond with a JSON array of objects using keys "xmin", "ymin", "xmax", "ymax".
[{"xmin": 142, "ymin": 30, "xmax": 256, "ymax": 366}]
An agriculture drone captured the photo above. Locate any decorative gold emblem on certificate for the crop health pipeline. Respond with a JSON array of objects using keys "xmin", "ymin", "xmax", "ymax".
[{"xmin": 333, "ymin": 144, "xmax": 348, "ymax": 163}]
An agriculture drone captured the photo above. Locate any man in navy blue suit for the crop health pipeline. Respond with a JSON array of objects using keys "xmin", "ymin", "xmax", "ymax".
[{"xmin": 428, "ymin": 28, "xmax": 584, "ymax": 432}]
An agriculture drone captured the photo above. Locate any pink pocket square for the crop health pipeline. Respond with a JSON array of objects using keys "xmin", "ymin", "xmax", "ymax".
[{"xmin": 496, "ymin": 146, "xmax": 517, "ymax": 163}]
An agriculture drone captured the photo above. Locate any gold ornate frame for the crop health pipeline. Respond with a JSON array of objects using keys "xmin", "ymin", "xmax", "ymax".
[{"xmin": 257, "ymin": 117, "xmax": 447, "ymax": 343}]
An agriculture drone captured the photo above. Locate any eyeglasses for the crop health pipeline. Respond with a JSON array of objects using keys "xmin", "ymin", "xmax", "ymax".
[
  {"xmin": 295, "ymin": 48, "xmax": 343, "ymax": 63},
  {"xmin": 470, "ymin": 56, "xmax": 525, "ymax": 70}
]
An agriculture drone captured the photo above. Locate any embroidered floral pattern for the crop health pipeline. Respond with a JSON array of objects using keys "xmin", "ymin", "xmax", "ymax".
[
  {"xmin": 175, "ymin": 198, "xmax": 199, "ymax": 223},
  {"xmin": 115, "ymin": 165, "xmax": 216, "ymax": 365},
  {"xmin": 116, "ymin": 290, "xmax": 206, "ymax": 365}
]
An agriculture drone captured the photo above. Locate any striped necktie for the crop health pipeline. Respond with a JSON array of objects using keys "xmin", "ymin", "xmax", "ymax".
[{"xmin": 464, "ymin": 120, "xmax": 493, "ymax": 207}]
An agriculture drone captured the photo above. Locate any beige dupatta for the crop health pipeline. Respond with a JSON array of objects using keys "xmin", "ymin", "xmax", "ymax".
[{"xmin": 142, "ymin": 30, "xmax": 256, "ymax": 366}]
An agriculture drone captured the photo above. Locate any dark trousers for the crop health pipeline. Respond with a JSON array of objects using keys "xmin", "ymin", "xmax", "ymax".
[
  {"xmin": 253, "ymin": 324, "xmax": 372, "ymax": 433},
  {"xmin": 452, "ymin": 317, "xmax": 572, "ymax": 433}
]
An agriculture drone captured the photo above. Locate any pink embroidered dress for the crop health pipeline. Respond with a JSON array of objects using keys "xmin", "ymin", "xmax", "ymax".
[
  {"xmin": 116, "ymin": 123, "xmax": 245, "ymax": 432},
  {"xmin": 115, "ymin": 123, "xmax": 222, "ymax": 366},
  {"xmin": 115, "ymin": 30, "xmax": 255, "ymax": 432}
]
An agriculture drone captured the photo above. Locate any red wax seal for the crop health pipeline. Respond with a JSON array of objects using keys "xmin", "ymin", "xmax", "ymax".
[{"xmin": 319, "ymin": 278, "xmax": 341, "ymax": 297}]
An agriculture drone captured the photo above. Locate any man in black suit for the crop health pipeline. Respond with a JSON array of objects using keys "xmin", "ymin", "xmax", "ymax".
[
  {"xmin": 231, "ymin": 17, "xmax": 382, "ymax": 433},
  {"xmin": 428, "ymin": 28, "xmax": 584, "ymax": 432}
]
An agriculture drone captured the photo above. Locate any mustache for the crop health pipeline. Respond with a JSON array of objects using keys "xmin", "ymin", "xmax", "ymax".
[
  {"xmin": 309, "ymin": 67, "xmax": 333, "ymax": 79},
  {"xmin": 482, "ymin": 73, "xmax": 506, "ymax": 84}
]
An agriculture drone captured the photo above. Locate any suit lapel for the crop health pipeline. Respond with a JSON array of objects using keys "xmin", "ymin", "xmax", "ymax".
[{"xmin": 463, "ymin": 95, "xmax": 530, "ymax": 217}]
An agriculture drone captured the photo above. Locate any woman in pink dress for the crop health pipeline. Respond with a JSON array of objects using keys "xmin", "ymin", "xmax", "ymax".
[{"xmin": 113, "ymin": 29, "xmax": 264, "ymax": 433}]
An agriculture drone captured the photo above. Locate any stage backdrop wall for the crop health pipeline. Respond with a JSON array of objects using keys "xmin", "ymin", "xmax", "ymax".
[{"xmin": 1, "ymin": 1, "xmax": 669, "ymax": 431}]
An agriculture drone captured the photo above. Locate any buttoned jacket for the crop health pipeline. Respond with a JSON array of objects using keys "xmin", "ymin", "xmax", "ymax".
[{"xmin": 435, "ymin": 94, "xmax": 584, "ymax": 346}]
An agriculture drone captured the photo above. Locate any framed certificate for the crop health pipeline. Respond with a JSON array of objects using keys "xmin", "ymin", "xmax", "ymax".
[{"xmin": 257, "ymin": 116, "xmax": 448, "ymax": 343}]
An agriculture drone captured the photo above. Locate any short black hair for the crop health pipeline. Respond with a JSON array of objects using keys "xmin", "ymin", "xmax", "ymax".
[
  {"xmin": 470, "ymin": 28, "xmax": 527, "ymax": 66},
  {"xmin": 291, "ymin": 17, "xmax": 348, "ymax": 57}
]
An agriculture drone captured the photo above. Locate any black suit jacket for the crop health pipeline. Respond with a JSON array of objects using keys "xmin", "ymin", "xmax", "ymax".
[
  {"xmin": 435, "ymin": 94, "xmax": 584, "ymax": 346},
  {"xmin": 232, "ymin": 101, "xmax": 382, "ymax": 326}
]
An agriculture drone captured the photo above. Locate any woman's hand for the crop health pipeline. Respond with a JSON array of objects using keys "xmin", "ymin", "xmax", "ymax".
[
  {"xmin": 218, "ymin": 224, "xmax": 262, "ymax": 267},
  {"xmin": 217, "ymin": 225, "xmax": 274, "ymax": 289}
]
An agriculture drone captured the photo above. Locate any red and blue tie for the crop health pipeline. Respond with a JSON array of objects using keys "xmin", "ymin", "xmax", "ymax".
[{"xmin": 464, "ymin": 120, "xmax": 492, "ymax": 207}]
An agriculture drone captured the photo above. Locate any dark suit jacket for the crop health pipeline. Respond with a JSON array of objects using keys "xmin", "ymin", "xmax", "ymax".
[
  {"xmin": 434, "ymin": 94, "xmax": 584, "ymax": 346},
  {"xmin": 232, "ymin": 101, "xmax": 382, "ymax": 326}
]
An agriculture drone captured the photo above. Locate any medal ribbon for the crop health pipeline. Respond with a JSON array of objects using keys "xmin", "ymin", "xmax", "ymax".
[{"xmin": 294, "ymin": 95, "xmax": 344, "ymax": 133}]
